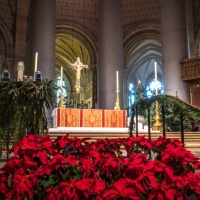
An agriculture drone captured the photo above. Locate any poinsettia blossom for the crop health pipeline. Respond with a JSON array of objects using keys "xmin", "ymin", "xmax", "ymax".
[
  {"xmin": 80, "ymin": 157, "xmax": 97, "ymax": 178},
  {"xmin": 48, "ymin": 153, "xmax": 78, "ymax": 170},
  {"xmin": 6, "ymin": 174, "xmax": 38, "ymax": 200},
  {"xmin": 75, "ymin": 178, "xmax": 106, "ymax": 198},
  {"xmin": 161, "ymin": 147, "xmax": 196, "ymax": 169},
  {"xmin": 100, "ymin": 155, "xmax": 120, "ymax": 177},
  {"xmin": 172, "ymin": 176, "xmax": 187, "ymax": 189},
  {"xmin": 53, "ymin": 134, "xmax": 90, "ymax": 151},
  {"xmin": 57, "ymin": 179, "xmax": 78, "ymax": 200},
  {"xmin": 46, "ymin": 187, "xmax": 61, "ymax": 200},
  {"xmin": 148, "ymin": 180, "xmax": 184, "ymax": 200},
  {"xmin": 103, "ymin": 178, "xmax": 145, "ymax": 200},
  {"xmin": 1, "ymin": 157, "xmax": 22, "ymax": 175},
  {"xmin": 36, "ymin": 164, "xmax": 52, "ymax": 177},
  {"xmin": 1, "ymin": 135, "xmax": 200, "ymax": 200},
  {"xmin": 153, "ymin": 137, "xmax": 185, "ymax": 150},
  {"xmin": 183, "ymin": 172, "xmax": 200, "ymax": 195},
  {"xmin": 128, "ymin": 152, "xmax": 149, "ymax": 165},
  {"xmin": 146, "ymin": 160, "xmax": 174, "ymax": 181}
]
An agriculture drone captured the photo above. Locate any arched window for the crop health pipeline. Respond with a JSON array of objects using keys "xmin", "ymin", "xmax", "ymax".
[
  {"xmin": 57, "ymin": 73, "xmax": 67, "ymax": 104},
  {"xmin": 146, "ymin": 80, "xmax": 163, "ymax": 98}
]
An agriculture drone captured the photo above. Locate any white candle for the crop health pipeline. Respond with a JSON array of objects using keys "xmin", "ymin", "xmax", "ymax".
[
  {"xmin": 61, "ymin": 66, "xmax": 63, "ymax": 87},
  {"xmin": 116, "ymin": 71, "xmax": 119, "ymax": 90},
  {"xmin": 17, "ymin": 61, "xmax": 24, "ymax": 81},
  {"xmin": 34, "ymin": 52, "xmax": 38, "ymax": 72},
  {"xmin": 154, "ymin": 62, "xmax": 158, "ymax": 95}
]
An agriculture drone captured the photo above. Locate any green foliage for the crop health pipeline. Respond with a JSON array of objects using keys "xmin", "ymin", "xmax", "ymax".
[
  {"xmin": 135, "ymin": 82, "xmax": 147, "ymax": 102},
  {"xmin": 129, "ymin": 95, "xmax": 200, "ymax": 135},
  {"xmin": 0, "ymin": 80, "xmax": 58, "ymax": 156}
]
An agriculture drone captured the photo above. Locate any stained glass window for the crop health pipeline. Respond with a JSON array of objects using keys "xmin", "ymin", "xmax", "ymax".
[{"xmin": 57, "ymin": 73, "xmax": 67, "ymax": 104}]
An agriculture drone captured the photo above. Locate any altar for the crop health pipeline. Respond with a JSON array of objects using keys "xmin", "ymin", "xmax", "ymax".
[{"xmin": 52, "ymin": 108, "xmax": 127, "ymax": 128}]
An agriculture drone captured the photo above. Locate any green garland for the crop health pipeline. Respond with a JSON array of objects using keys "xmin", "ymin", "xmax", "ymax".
[
  {"xmin": 129, "ymin": 95, "xmax": 200, "ymax": 136},
  {"xmin": 0, "ymin": 80, "xmax": 58, "ymax": 156}
]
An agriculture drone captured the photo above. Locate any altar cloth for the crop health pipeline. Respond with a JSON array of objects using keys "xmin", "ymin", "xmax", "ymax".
[{"xmin": 52, "ymin": 108, "xmax": 127, "ymax": 128}]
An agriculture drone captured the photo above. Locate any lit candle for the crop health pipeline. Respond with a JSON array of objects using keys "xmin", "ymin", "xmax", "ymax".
[
  {"xmin": 61, "ymin": 66, "xmax": 63, "ymax": 87},
  {"xmin": 154, "ymin": 62, "xmax": 158, "ymax": 95},
  {"xmin": 34, "ymin": 52, "xmax": 38, "ymax": 72},
  {"xmin": 116, "ymin": 71, "xmax": 119, "ymax": 90}
]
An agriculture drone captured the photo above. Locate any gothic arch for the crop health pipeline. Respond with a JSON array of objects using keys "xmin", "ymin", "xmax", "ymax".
[
  {"xmin": 55, "ymin": 20, "xmax": 98, "ymax": 107},
  {"xmin": 123, "ymin": 20, "xmax": 162, "ymax": 108},
  {"xmin": 0, "ymin": 18, "xmax": 14, "ymax": 57},
  {"xmin": 0, "ymin": 18, "xmax": 14, "ymax": 76},
  {"xmin": 123, "ymin": 20, "xmax": 161, "ymax": 65}
]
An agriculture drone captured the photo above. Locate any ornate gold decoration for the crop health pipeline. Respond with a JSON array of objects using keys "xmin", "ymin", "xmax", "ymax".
[
  {"xmin": 69, "ymin": 57, "xmax": 88, "ymax": 91},
  {"xmin": 152, "ymin": 101, "xmax": 162, "ymax": 131},
  {"xmin": 180, "ymin": 56, "xmax": 200, "ymax": 105},
  {"xmin": 114, "ymin": 89, "xmax": 120, "ymax": 110},
  {"xmin": 180, "ymin": 56, "xmax": 200, "ymax": 81}
]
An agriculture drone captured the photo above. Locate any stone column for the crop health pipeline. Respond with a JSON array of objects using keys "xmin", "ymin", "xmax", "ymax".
[
  {"xmin": 14, "ymin": 0, "xmax": 29, "ymax": 79},
  {"xmin": 161, "ymin": 0, "xmax": 189, "ymax": 102},
  {"xmin": 27, "ymin": 0, "xmax": 55, "ymax": 80},
  {"xmin": 27, "ymin": 0, "xmax": 55, "ymax": 128},
  {"xmin": 98, "ymin": 0, "xmax": 124, "ymax": 109}
]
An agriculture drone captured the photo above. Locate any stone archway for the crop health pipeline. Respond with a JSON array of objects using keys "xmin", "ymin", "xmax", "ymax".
[
  {"xmin": 55, "ymin": 21, "xmax": 98, "ymax": 108},
  {"xmin": 123, "ymin": 20, "xmax": 162, "ymax": 109},
  {"xmin": 0, "ymin": 18, "xmax": 14, "ymax": 75}
]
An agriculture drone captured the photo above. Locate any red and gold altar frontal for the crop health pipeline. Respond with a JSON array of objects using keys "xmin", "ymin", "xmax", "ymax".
[{"xmin": 52, "ymin": 108, "xmax": 127, "ymax": 128}]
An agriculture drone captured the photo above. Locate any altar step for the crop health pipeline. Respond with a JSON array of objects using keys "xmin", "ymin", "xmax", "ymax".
[
  {"xmin": 1, "ymin": 130, "xmax": 200, "ymax": 169},
  {"xmin": 48, "ymin": 129, "xmax": 200, "ymax": 151}
]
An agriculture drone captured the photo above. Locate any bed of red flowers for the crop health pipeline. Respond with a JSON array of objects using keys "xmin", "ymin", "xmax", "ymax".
[{"xmin": 1, "ymin": 134, "xmax": 200, "ymax": 200}]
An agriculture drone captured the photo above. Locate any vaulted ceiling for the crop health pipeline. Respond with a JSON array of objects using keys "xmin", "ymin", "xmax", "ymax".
[{"xmin": 55, "ymin": 0, "xmax": 162, "ymax": 89}]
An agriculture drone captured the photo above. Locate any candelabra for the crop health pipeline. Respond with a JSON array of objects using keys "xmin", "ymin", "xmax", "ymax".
[{"xmin": 114, "ymin": 89, "xmax": 120, "ymax": 110}]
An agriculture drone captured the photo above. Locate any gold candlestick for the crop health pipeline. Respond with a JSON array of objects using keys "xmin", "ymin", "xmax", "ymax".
[
  {"xmin": 152, "ymin": 101, "xmax": 162, "ymax": 131},
  {"xmin": 114, "ymin": 89, "xmax": 120, "ymax": 110},
  {"xmin": 58, "ymin": 87, "xmax": 65, "ymax": 108}
]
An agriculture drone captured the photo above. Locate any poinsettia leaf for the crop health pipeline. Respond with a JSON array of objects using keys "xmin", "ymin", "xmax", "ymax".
[
  {"xmin": 41, "ymin": 175, "xmax": 56, "ymax": 187},
  {"xmin": 7, "ymin": 174, "xmax": 13, "ymax": 188},
  {"xmin": 64, "ymin": 144, "xmax": 77, "ymax": 154},
  {"xmin": 59, "ymin": 169, "xmax": 69, "ymax": 180},
  {"xmin": 71, "ymin": 166, "xmax": 82, "ymax": 180}
]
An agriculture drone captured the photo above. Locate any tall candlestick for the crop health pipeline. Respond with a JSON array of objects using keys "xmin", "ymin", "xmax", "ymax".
[
  {"xmin": 61, "ymin": 66, "xmax": 63, "ymax": 87},
  {"xmin": 154, "ymin": 62, "xmax": 158, "ymax": 95},
  {"xmin": 34, "ymin": 52, "xmax": 38, "ymax": 72},
  {"xmin": 116, "ymin": 71, "xmax": 119, "ymax": 90}
]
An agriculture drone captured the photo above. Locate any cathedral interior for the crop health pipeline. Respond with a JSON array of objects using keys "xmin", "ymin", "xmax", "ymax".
[{"xmin": 0, "ymin": 0, "xmax": 200, "ymax": 109}]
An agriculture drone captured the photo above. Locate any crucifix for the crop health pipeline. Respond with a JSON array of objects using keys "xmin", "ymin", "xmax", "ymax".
[{"xmin": 68, "ymin": 57, "xmax": 88, "ymax": 91}]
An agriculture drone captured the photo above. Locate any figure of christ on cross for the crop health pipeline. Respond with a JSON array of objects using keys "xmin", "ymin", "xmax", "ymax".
[{"xmin": 68, "ymin": 57, "xmax": 88, "ymax": 90}]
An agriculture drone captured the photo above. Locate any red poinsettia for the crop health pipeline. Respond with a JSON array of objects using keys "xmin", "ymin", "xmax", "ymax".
[
  {"xmin": 148, "ymin": 180, "xmax": 184, "ymax": 200},
  {"xmin": 0, "ymin": 134, "xmax": 200, "ymax": 200},
  {"xmin": 75, "ymin": 178, "xmax": 106, "ymax": 198},
  {"xmin": 161, "ymin": 147, "xmax": 196, "ymax": 169},
  {"xmin": 46, "ymin": 186, "xmax": 61, "ymax": 200},
  {"xmin": 48, "ymin": 153, "xmax": 78, "ymax": 171},
  {"xmin": 103, "ymin": 178, "xmax": 145, "ymax": 200},
  {"xmin": 6, "ymin": 174, "xmax": 38, "ymax": 200}
]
